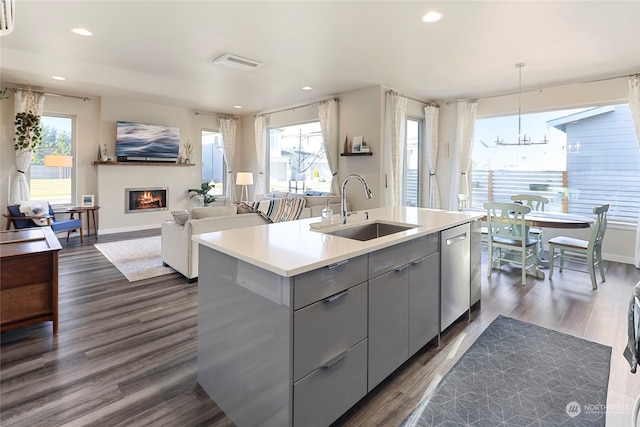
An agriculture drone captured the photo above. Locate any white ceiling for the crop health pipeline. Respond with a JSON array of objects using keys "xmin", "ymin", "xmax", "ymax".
[{"xmin": 1, "ymin": 1, "xmax": 639, "ymax": 115}]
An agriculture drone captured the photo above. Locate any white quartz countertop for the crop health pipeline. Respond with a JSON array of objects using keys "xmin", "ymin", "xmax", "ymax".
[{"xmin": 193, "ymin": 206, "xmax": 483, "ymax": 277}]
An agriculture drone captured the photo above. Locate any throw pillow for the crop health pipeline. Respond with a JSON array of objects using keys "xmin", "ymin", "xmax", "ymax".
[
  {"xmin": 243, "ymin": 198, "xmax": 306, "ymax": 223},
  {"xmin": 18, "ymin": 201, "xmax": 51, "ymax": 226}
]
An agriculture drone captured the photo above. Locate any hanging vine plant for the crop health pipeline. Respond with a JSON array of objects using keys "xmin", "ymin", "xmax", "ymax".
[
  {"xmin": 13, "ymin": 85, "xmax": 43, "ymax": 152},
  {"xmin": 13, "ymin": 111, "xmax": 43, "ymax": 151}
]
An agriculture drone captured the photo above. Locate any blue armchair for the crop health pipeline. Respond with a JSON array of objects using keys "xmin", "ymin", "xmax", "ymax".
[{"xmin": 5, "ymin": 203, "xmax": 83, "ymax": 243}]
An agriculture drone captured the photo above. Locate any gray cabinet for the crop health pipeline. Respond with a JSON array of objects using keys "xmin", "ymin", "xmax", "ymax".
[
  {"xmin": 409, "ymin": 251, "xmax": 440, "ymax": 356},
  {"xmin": 368, "ymin": 265, "xmax": 409, "ymax": 390},
  {"xmin": 368, "ymin": 234, "xmax": 440, "ymax": 391},
  {"xmin": 292, "ymin": 256, "xmax": 368, "ymax": 426}
]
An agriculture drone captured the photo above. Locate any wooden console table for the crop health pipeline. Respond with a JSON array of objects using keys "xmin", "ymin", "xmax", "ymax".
[{"xmin": 0, "ymin": 227, "xmax": 62, "ymax": 334}]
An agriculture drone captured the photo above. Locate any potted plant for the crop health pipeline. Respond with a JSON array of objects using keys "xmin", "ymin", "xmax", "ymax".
[
  {"xmin": 188, "ymin": 182, "xmax": 216, "ymax": 206},
  {"xmin": 13, "ymin": 110, "xmax": 43, "ymax": 151}
]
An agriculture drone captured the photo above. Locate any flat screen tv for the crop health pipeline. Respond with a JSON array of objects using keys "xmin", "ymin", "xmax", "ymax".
[{"xmin": 115, "ymin": 121, "xmax": 180, "ymax": 162}]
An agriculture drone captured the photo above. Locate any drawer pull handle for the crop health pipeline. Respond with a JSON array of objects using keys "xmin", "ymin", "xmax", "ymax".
[
  {"xmin": 327, "ymin": 259, "xmax": 348, "ymax": 270},
  {"xmin": 411, "ymin": 258, "xmax": 424, "ymax": 265},
  {"xmin": 394, "ymin": 264, "xmax": 409, "ymax": 272},
  {"xmin": 322, "ymin": 349, "xmax": 349, "ymax": 368},
  {"xmin": 323, "ymin": 290, "xmax": 349, "ymax": 303},
  {"xmin": 446, "ymin": 232, "xmax": 467, "ymax": 246}
]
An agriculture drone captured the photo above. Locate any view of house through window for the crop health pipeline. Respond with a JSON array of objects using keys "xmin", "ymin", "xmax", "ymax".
[
  {"xmin": 405, "ymin": 118, "xmax": 421, "ymax": 207},
  {"xmin": 471, "ymin": 103, "xmax": 640, "ymax": 222},
  {"xmin": 30, "ymin": 115, "xmax": 74, "ymax": 205},
  {"xmin": 201, "ymin": 130, "xmax": 225, "ymax": 197},
  {"xmin": 269, "ymin": 121, "xmax": 331, "ymax": 194}
]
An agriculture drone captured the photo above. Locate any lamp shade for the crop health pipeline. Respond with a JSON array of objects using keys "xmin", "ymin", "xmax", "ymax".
[
  {"xmin": 44, "ymin": 155, "xmax": 73, "ymax": 167},
  {"xmin": 236, "ymin": 172, "xmax": 254, "ymax": 185}
]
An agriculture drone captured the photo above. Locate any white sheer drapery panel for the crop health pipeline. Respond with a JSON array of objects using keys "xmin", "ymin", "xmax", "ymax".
[
  {"xmin": 219, "ymin": 117, "xmax": 237, "ymax": 202},
  {"xmin": 11, "ymin": 89, "xmax": 45, "ymax": 204},
  {"xmin": 629, "ymin": 75, "xmax": 640, "ymax": 268},
  {"xmin": 385, "ymin": 92, "xmax": 408, "ymax": 207},
  {"xmin": 449, "ymin": 99, "xmax": 477, "ymax": 210},
  {"xmin": 318, "ymin": 98, "xmax": 340, "ymax": 195},
  {"xmin": 423, "ymin": 105, "xmax": 441, "ymax": 208},
  {"xmin": 254, "ymin": 114, "xmax": 269, "ymax": 199}
]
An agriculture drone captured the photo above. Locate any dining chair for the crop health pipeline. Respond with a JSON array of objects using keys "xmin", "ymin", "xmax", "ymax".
[
  {"xmin": 510, "ymin": 194, "xmax": 550, "ymax": 260},
  {"xmin": 548, "ymin": 203, "xmax": 610, "ymax": 290},
  {"xmin": 484, "ymin": 201, "xmax": 538, "ymax": 285},
  {"xmin": 457, "ymin": 194, "xmax": 469, "ymax": 211}
]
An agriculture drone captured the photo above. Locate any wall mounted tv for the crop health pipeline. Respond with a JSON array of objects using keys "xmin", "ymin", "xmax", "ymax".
[{"xmin": 115, "ymin": 121, "xmax": 181, "ymax": 162}]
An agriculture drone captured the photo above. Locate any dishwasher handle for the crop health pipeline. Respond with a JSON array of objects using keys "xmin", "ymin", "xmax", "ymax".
[{"xmin": 446, "ymin": 232, "xmax": 467, "ymax": 246}]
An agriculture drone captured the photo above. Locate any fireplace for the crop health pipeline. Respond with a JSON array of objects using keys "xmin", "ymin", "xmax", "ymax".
[{"xmin": 125, "ymin": 187, "xmax": 168, "ymax": 213}]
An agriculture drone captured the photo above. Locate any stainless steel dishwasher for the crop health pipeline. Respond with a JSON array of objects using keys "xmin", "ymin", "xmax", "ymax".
[{"xmin": 440, "ymin": 223, "xmax": 470, "ymax": 332}]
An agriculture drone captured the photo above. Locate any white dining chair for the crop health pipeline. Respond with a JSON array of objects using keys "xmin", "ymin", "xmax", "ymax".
[
  {"xmin": 548, "ymin": 203, "xmax": 610, "ymax": 290},
  {"xmin": 484, "ymin": 201, "xmax": 538, "ymax": 285},
  {"xmin": 511, "ymin": 194, "xmax": 550, "ymax": 261}
]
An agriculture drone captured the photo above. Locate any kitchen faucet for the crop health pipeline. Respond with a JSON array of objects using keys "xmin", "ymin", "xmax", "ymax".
[{"xmin": 341, "ymin": 174, "xmax": 373, "ymax": 224}]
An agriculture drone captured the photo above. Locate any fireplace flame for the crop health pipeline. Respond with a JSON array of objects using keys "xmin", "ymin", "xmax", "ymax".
[{"xmin": 135, "ymin": 191, "xmax": 164, "ymax": 209}]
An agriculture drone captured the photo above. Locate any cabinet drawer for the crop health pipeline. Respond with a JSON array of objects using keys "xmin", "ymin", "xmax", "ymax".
[
  {"xmin": 294, "ymin": 338, "xmax": 367, "ymax": 427},
  {"xmin": 293, "ymin": 282, "xmax": 367, "ymax": 382},
  {"xmin": 293, "ymin": 254, "xmax": 367, "ymax": 310},
  {"xmin": 369, "ymin": 234, "xmax": 438, "ymax": 278}
]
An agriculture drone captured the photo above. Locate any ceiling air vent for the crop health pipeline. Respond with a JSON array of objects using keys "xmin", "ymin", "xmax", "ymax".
[{"xmin": 212, "ymin": 53, "xmax": 263, "ymax": 71}]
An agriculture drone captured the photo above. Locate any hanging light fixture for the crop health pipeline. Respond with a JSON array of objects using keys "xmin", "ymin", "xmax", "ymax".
[{"xmin": 495, "ymin": 63, "xmax": 548, "ymax": 146}]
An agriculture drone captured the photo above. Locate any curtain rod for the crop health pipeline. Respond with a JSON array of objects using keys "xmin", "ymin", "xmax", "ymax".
[
  {"xmin": 8, "ymin": 86, "xmax": 91, "ymax": 102},
  {"xmin": 386, "ymin": 89, "xmax": 439, "ymax": 108},
  {"xmin": 255, "ymin": 96, "xmax": 339, "ymax": 117},
  {"xmin": 193, "ymin": 111, "xmax": 238, "ymax": 119},
  {"xmin": 453, "ymin": 72, "xmax": 638, "ymax": 103}
]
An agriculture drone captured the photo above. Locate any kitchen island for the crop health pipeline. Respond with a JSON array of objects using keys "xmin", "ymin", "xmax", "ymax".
[{"xmin": 193, "ymin": 206, "xmax": 483, "ymax": 427}]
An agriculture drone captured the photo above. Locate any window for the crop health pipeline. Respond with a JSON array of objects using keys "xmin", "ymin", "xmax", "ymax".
[
  {"xmin": 201, "ymin": 130, "xmax": 225, "ymax": 196},
  {"xmin": 471, "ymin": 103, "xmax": 640, "ymax": 222},
  {"xmin": 404, "ymin": 118, "xmax": 421, "ymax": 207},
  {"xmin": 30, "ymin": 115, "xmax": 74, "ymax": 205},
  {"xmin": 269, "ymin": 121, "xmax": 331, "ymax": 194}
]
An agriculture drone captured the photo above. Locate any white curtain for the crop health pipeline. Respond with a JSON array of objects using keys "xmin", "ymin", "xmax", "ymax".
[
  {"xmin": 423, "ymin": 105, "xmax": 441, "ymax": 208},
  {"xmin": 384, "ymin": 91, "xmax": 408, "ymax": 207},
  {"xmin": 219, "ymin": 117, "xmax": 237, "ymax": 202},
  {"xmin": 318, "ymin": 98, "xmax": 340, "ymax": 195},
  {"xmin": 254, "ymin": 114, "xmax": 269, "ymax": 198},
  {"xmin": 11, "ymin": 89, "xmax": 45, "ymax": 204},
  {"xmin": 629, "ymin": 74, "xmax": 640, "ymax": 267},
  {"xmin": 449, "ymin": 99, "xmax": 477, "ymax": 210}
]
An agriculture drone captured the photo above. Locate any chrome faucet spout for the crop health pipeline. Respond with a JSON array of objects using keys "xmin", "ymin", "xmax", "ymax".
[{"xmin": 341, "ymin": 174, "xmax": 373, "ymax": 224}]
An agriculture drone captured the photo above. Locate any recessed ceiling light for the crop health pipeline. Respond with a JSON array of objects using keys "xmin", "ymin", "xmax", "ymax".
[
  {"xmin": 234, "ymin": 105, "xmax": 243, "ymax": 109},
  {"xmin": 422, "ymin": 11, "xmax": 442, "ymax": 23},
  {"xmin": 71, "ymin": 28, "xmax": 92, "ymax": 36},
  {"xmin": 51, "ymin": 76, "xmax": 66, "ymax": 81},
  {"xmin": 302, "ymin": 86, "xmax": 312, "ymax": 91}
]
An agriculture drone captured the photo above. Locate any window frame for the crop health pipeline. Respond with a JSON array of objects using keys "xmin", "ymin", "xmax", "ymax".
[
  {"xmin": 30, "ymin": 113, "xmax": 76, "ymax": 207},
  {"xmin": 404, "ymin": 116, "xmax": 423, "ymax": 207},
  {"xmin": 201, "ymin": 129, "xmax": 226, "ymax": 197}
]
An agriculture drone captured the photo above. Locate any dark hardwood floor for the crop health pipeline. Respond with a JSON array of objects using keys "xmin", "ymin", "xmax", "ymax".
[{"xmin": 1, "ymin": 229, "xmax": 639, "ymax": 426}]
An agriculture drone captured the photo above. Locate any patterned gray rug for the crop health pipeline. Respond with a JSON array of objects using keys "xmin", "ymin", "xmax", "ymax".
[{"xmin": 400, "ymin": 315, "xmax": 611, "ymax": 427}]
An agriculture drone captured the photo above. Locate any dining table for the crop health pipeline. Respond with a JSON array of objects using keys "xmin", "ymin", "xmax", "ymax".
[{"xmin": 466, "ymin": 207, "xmax": 595, "ymax": 279}]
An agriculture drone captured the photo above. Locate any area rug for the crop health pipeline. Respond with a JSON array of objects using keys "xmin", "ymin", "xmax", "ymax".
[
  {"xmin": 94, "ymin": 236, "xmax": 175, "ymax": 282},
  {"xmin": 400, "ymin": 315, "xmax": 611, "ymax": 427}
]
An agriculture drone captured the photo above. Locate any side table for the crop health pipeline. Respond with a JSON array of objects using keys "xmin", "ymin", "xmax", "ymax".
[{"xmin": 67, "ymin": 206, "xmax": 101, "ymax": 240}]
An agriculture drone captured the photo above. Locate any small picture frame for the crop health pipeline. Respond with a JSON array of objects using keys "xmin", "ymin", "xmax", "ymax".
[
  {"xmin": 352, "ymin": 136, "xmax": 363, "ymax": 153},
  {"xmin": 81, "ymin": 194, "xmax": 94, "ymax": 207}
]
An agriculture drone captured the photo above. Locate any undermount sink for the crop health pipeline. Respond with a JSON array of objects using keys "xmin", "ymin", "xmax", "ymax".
[{"xmin": 324, "ymin": 221, "xmax": 417, "ymax": 241}]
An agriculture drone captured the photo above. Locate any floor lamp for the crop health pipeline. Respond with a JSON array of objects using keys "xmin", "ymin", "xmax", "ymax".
[{"xmin": 236, "ymin": 172, "xmax": 254, "ymax": 202}]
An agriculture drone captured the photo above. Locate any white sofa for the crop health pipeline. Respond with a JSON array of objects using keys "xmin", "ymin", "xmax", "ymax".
[{"xmin": 161, "ymin": 193, "xmax": 343, "ymax": 281}]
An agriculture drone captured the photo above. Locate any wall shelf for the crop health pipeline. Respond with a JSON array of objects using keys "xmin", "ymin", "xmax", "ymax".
[
  {"xmin": 91, "ymin": 161, "xmax": 195, "ymax": 166},
  {"xmin": 340, "ymin": 152, "xmax": 373, "ymax": 157}
]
